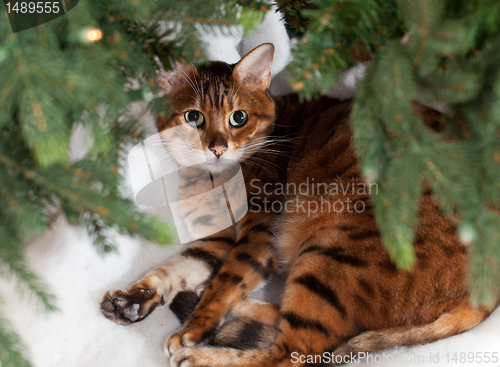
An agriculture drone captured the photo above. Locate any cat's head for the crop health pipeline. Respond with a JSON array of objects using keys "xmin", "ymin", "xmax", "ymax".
[{"xmin": 156, "ymin": 43, "xmax": 276, "ymax": 173}]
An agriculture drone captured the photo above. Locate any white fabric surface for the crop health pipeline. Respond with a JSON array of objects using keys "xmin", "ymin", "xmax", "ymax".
[{"xmin": 3, "ymin": 10, "xmax": 499, "ymax": 367}]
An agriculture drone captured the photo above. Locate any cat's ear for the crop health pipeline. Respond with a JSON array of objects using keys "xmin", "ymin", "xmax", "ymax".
[
  {"xmin": 232, "ymin": 43, "xmax": 274, "ymax": 91},
  {"xmin": 155, "ymin": 56, "xmax": 191, "ymax": 93}
]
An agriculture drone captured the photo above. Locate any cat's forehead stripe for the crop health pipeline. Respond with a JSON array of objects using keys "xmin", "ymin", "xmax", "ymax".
[
  {"xmin": 197, "ymin": 62, "xmax": 235, "ymax": 109},
  {"xmin": 202, "ymin": 78, "xmax": 232, "ymax": 109}
]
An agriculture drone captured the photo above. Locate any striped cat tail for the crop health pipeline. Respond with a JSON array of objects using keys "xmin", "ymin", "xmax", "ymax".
[{"xmin": 330, "ymin": 303, "xmax": 494, "ymax": 366}]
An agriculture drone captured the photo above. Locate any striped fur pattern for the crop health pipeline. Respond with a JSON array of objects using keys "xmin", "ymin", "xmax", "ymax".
[{"xmin": 100, "ymin": 44, "xmax": 497, "ymax": 366}]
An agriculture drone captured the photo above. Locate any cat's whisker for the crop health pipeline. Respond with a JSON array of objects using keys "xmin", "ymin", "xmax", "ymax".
[
  {"xmin": 245, "ymin": 134, "xmax": 297, "ymax": 145},
  {"xmin": 242, "ymin": 140, "xmax": 295, "ymax": 154},
  {"xmin": 256, "ymin": 149, "xmax": 292, "ymax": 158},
  {"xmin": 244, "ymin": 156, "xmax": 284, "ymax": 171},
  {"xmin": 177, "ymin": 94, "xmax": 200, "ymax": 103},
  {"xmin": 191, "ymin": 65, "xmax": 205, "ymax": 101},
  {"xmin": 244, "ymin": 139, "xmax": 294, "ymax": 149},
  {"xmin": 179, "ymin": 68, "xmax": 201, "ymax": 98},
  {"xmin": 154, "ymin": 139, "xmax": 199, "ymax": 149},
  {"xmin": 178, "ymin": 69, "xmax": 202, "ymax": 103},
  {"xmin": 231, "ymin": 81, "xmax": 244, "ymax": 103},
  {"xmin": 242, "ymin": 158, "xmax": 273, "ymax": 174}
]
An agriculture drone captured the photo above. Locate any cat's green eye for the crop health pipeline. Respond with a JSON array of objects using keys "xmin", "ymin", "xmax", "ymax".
[
  {"xmin": 184, "ymin": 110, "xmax": 204, "ymax": 127},
  {"xmin": 229, "ymin": 110, "xmax": 248, "ymax": 127}
]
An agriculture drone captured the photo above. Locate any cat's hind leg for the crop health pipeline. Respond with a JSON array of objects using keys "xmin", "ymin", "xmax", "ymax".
[
  {"xmin": 169, "ymin": 295, "xmax": 282, "ymax": 349},
  {"xmin": 100, "ymin": 229, "xmax": 235, "ymax": 325},
  {"xmin": 169, "ymin": 248, "xmax": 357, "ymax": 367},
  {"xmin": 231, "ymin": 298, "xmax": 281, "ymax": 325},
  {"xmin": 210, "ymin": 298, "xmax": 281, "ymax": 350}
]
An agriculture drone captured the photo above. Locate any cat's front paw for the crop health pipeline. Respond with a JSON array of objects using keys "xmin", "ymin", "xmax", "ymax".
[
  {"xmin": 100, "ymin": 287, "xmax": 160, "ymax": 325},
  {"xmin": 164, "ymin": 332, "xmax": 192, "ymax": 357},
  {"xmin": 164, "ymin": 297, "xmax": 223, "ymax": 355},
  {"xmin": 169, "ymin": 348, "xmax": 206, "ymax": 367},
  {"xmin": 164, "ymin": 327, "xmax": 209, "ymax": 357},
  {"xmin": 170, "ymin": 347, "xmax": 241, "ymax": 367}
]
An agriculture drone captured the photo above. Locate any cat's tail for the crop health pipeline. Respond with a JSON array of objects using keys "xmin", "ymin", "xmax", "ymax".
[{"xmin": 329, "ymin": 303, "xmax": 495, "ymax": 366}]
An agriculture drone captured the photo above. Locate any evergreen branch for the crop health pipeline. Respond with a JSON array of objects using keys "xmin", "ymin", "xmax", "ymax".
[
  {"xmin": 0, "ymin": 312, "xmax": 31, "ymax": 367},
  {"xmin": 81, "ymin": 210, "xmax": 118, "ymax": 254},
  {"xmin": 468, "ymin": 208, "xmax": 500, "ymax": 307},
  {"xmin": 27, "ymin": 167, "xmax": 175, "ymax": 245},
  {"xmin": 371, "ymin": 151, "xmax": 422, "ymax": 270},
  {"xmin": 0, "ymin": 168, "xmax": 48, "ymax": 239},
  {"xmin": 0, "ymin": 226, "xmax": 57, "ymax": 313}
]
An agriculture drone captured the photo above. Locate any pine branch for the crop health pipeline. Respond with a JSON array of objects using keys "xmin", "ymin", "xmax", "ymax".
[
  {"xmin": 0, "ymin": 312, "xmax": 31, "ymax": 367},
  {"xmin": 468, "ymin": 208, "xmax": 500, "ymax": 307},
  {"xmin": 0, "ymin": 226, "xmax": 57, "ymax": 313}
]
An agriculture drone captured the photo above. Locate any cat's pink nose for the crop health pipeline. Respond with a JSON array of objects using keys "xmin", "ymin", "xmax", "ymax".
[{"xmin": 210, "ymin": 146, "xmax": 227, "ymax": 158}]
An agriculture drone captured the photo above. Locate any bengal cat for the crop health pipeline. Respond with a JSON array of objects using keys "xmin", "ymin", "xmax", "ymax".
[{"xmin": 100, "ymin": 43, "xmax": 497, "ymax": 366}]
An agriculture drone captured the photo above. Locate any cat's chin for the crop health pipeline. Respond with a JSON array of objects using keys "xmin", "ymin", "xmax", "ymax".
[
  {"xmin": 175, "ymin": 159, "xmax": 238, "ymax": 174},
  {"xmin": 203, "ymin": 160, "xmax": 235, "ymax": 174}
]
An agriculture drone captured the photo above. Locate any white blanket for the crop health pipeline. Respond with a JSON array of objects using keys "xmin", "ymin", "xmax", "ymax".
[{"xmin": 3, "ymin": 9, "xmax": 499, "ymax": 367}]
